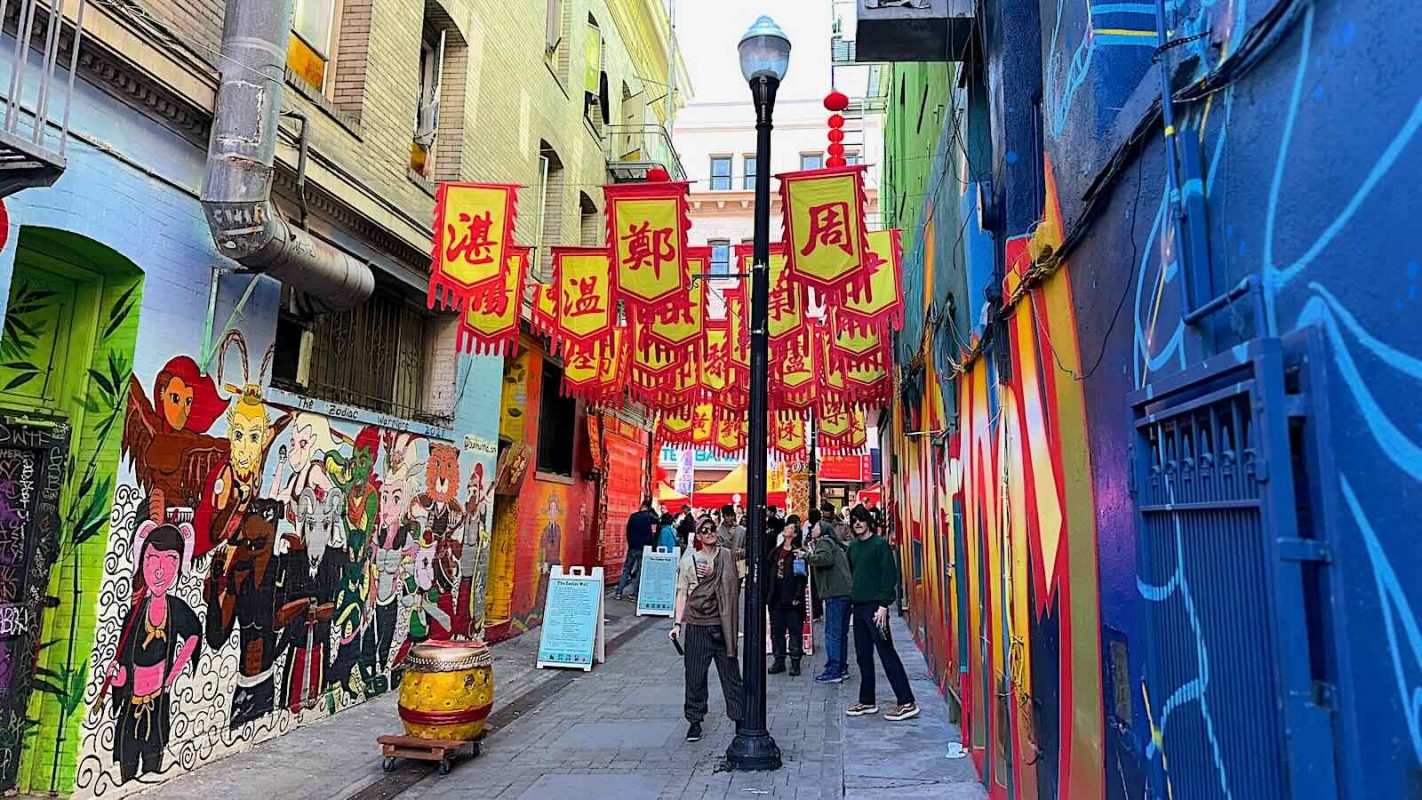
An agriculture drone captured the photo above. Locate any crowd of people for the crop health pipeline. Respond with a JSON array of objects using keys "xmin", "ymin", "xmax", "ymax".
[{"xmin": 613, "ymin": 497, "xmax": 917, "ymax": 744}]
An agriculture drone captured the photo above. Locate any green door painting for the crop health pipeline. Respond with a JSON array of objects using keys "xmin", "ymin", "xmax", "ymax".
[{"xmin": 0, "ymin": 227, "xmax": 142, "ymax": 795}]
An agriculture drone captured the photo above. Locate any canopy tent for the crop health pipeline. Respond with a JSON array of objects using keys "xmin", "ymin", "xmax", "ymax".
[
  {"xmin": 657, "ymin": 481, "xmax": 688, "ymax": 505},
  {"xmin": 693, "ymin": 464, "xmax": 787, "ymax": 510}
]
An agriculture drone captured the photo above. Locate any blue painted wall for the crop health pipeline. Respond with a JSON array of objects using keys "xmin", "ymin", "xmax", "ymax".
[{"xmin": 891, "ymin": 0, "xmax": 1422, "ymax": 795}]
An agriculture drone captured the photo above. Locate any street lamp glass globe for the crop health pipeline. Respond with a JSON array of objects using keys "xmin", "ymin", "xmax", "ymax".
[{"xmin": 738, "ymin": 15, "xmax": 791, "ymax": 82}]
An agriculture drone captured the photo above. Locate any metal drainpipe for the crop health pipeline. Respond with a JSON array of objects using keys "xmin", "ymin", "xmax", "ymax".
[
  {"xmin": 200, "ymin": 0, "xmax": 374, "ymax": 312},
  {"xmin": 1153, "ymin": 0, "xmax": 1214, "ymax": 322}
]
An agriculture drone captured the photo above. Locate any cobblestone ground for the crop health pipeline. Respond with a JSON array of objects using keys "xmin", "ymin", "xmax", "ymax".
[{"xmin": 137, "ymin": 595, "xmax": 984, "ymax": 800}]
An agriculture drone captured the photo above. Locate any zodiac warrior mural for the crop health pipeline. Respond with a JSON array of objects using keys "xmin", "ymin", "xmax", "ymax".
[{"xmin": 76, "ymin": 330, "xmax": 495, "ymax": 798}]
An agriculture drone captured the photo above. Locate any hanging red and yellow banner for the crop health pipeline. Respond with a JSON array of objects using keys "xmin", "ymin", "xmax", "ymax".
[
  {"xmin": 630, "ymin": 316, "xmax": 683, "ymax": 404},
  {"xmin": 658, "ymin": 407, "xmax": 695, "ymax": 445},
  {"xmin": 700, "ymin": 320, "xmax": 729, "ymax": 394},
  {"xmin": 528, "ymin": 276, "xmax": 561, "ymax": 351},
  {"xmin": 456, "ymin": 246, "xmax": 528, "ymax": 355},
  {"xmin": 724, "ymin": 282, "xmax": 750, "ymax": 372},
  {"xmin": 770, "ymin": 411, "xmax": 806, "ymax": 461},
  {"xmin": 604, "ymin": 181, "xmax": 691, "ymax": 310},
  {"xmin": 553, "ymin": 247, "xmax": 615, "ymax": 349},
  {"xmin": 772, "ymin": 325, "xmax": 817, "ymax": 410},
  {"xmin": 839, "ymin": 228, "xmax": 905, "ymax": 334},
  {"xmin": 711, "ymin": 407, "xmax": 747, "ymax": 458},
  {"xmin": 778, "ymin": 165, "xmax": 870, "ymax": 303},
  {"xmin": 596, "ymin": 326, "xmax": 630, "ymax": 404},
  {"xmin": 430, "ymin": 182, "xmax": 520, "ymax": 309},
  {"xmin": 642, "ymin": 246, "xmax": 707, "ymax": 356},
  {"xmin": 736, "ymin": 242, "xmax": 805, "ymax": 361},
  {"xmin": 818, "ymin": 404, "xmax": 866, "ymax": 454},
  {"xmin": 691, "ymin": 402, "xmax": 714, "ymax": 445}
]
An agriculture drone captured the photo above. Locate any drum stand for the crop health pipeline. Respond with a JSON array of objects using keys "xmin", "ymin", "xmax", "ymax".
[{"xmin": 377, "ymin": 733, "xmax": 481, "ymax": 775}]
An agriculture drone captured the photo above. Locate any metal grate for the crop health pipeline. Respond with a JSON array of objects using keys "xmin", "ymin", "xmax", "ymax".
[
  {"xmin": 1131, "ymin": 340, "xmax": 1337, "ymax": 800},
  {"xmin": 302, "ymin": 290, "xmax": 438, "ymax": 422}
]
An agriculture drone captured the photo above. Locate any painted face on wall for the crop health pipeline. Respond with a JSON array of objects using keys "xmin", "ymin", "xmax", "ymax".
[
  {"xmin": 350, "ymin": 445, "xmax": 374, "ymax": 488},
  {"xmin": 142, "ymin": 547, "xmax": 181, "ymax": 595},
  {"xmin": 288, "ymin": 422, "xmax": 316, "ymax": 468},
  {"xmin": 161, "ymin": 376, "xmax": 195, "ymax": 431},
  {"xmin": 379, "ymin": 480, "xmax": 408, "ymax": 528},
  {"xmin": 425, "ymin": 444, "xmax": 460, "ymax": 502},
  {"xmin": 227, "ymin": 398, "xmax": 268, "ymax": 474},
  {"xmin": 298, "ymin": 485, "xmax": 342, "ymax": 557}
]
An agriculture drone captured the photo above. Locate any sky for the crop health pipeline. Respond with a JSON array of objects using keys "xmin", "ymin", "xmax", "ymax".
[{"xmin": 672, "ymin": 0, "xmax": 870, "ymax": 110}]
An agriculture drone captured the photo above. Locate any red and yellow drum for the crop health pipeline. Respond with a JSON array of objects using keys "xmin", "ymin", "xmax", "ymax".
[{"xmin": 397, "ymin": 640, "xmax": 494, "ymax": 741}]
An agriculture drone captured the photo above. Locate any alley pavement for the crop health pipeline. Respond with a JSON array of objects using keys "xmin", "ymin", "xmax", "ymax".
[{"xmin": 137, "ymin": 595, "xmax": 984, "ymax": 800}]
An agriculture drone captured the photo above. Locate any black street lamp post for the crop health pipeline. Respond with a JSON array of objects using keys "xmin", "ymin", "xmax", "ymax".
[{"xmin": 726, "ymin": 14, "xmax": 790, "ymax": 773}]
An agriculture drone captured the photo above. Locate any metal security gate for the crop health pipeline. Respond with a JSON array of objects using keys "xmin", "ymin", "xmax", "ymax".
[{"xmin": 1129, "ymin": 339, "xmax": 1336, "ymax": 800}]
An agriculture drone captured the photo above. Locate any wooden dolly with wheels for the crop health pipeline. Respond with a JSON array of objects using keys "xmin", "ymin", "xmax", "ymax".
[{"xmin": 377, "ymin": 734, "xmax": 480, "ymax": 775}]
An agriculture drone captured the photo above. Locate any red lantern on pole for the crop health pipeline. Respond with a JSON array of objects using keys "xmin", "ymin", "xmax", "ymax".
[
  {"xmin": 827, "ymin": 114, "xmax": 844, "ymax": 129},
  {"xmin": 823, "ymin": 90, "xmax": 849, "ymax": 112},
  {"xmin": 828, "ymin": 143, "xmax": 845, "ymax": 158}
]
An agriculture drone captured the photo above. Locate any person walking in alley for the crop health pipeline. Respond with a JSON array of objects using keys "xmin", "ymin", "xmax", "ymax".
[
  {"xmin": 845, "ymin": 506, "xmax": 919, "ymax": 721},
  {"xmin": 670, "ymin": 517, "xmax": 743, "ymax": 742},
  {"xmin": 765, "ymin": 522, "xmax": 807, "ymax": 676},
  {"xmin": 615, "ymin": 499, "xmax": 657, "ymax": 601},
  {"xmin": 716, "ymin": 503, "xmax": 747, "ymax": 580},
  {"xmin": 676, "ymin": 504, "xmax": 696, "ymax": 548},
  {"xmin": 805, "ymin": 508, "xmax": 853, "ymax": 683}
]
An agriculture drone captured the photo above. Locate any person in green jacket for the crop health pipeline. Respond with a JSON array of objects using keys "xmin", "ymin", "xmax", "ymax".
[
  {"xmin": 844, "ymin": 506, "xmax": 919, "ymax": 722},
  {"xmin": 803, "ymin": 508, "xmax": 853, "ymax": 683}
]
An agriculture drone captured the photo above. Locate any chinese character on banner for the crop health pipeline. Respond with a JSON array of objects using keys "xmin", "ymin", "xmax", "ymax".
[
  {"xmin": 596, "ymin": 326, "xmax": 630, "ymax": 404},
  {"xmin": 772, "ymin": 325, "xmax": 817, "ymax": 411},
  {"xmin": 553, "ymin": 247, "xmax": 614, "ymax": 349},
  {"xmin": 735, "ymin": 243, "xmax": 804, "ymax": 358},
  {"xmin": 527, "ymin": 276, "xmax": 561, "ymax": 352},
  {"xmin": 604, "ymin": 181, "xmax": 691, "ymax": 310},
  {"xmin": 700, "ymin": 320, "xmax": 730, "ymax": 394},
  {"xmin": 457, "ymin": 246, "xmax": 529, "ymax": 355},
  {"xmin": 839, "ymin": 229, "xmax": 905, "ymax": 334},
  {"xmin": 691, "ymin": 402, "xmax": 714, "ymax": 446},
  {"xmin": 643, "ymin": 246, "xmax": 707, "ymax": 356},
  {"xmin": 723, "ymin": 283, "xmax": 750, "ymax": 370},
  {"xmin": 562, "ymin": 340, "xmax": 601, "ymax": 397},
  {"xmin": 713, "ymin": 407, "xmax": 747, "ymax": 457},
  {"xmin": 818, "ymin": 404, "xmax": 866, "ymax": 454},
  {"xmin": 430, "ymin": 182, "xmax": 520, "ymax": 310},
  {"xmin": 770, "ymin": 410, "xmax": 806, "ymax": 460},
  {"xmin": 778, "ymin": 165, "xmax": 870, "ymax": 304}
]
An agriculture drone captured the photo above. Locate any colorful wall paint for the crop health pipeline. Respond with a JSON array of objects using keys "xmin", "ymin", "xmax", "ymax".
[{"xmin": 885, "ymin": 0, "xmax": 1421, "ymax": 797}]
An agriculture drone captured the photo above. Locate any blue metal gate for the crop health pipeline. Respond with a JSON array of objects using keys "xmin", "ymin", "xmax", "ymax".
[{"xmin": 1129, "ymin": 338, "xmax": 1336, "ymax": 800}]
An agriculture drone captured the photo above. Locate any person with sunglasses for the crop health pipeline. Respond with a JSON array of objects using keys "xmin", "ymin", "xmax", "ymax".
[
  {"xmin": 844, "ymin": 506, "xmax": 919, "ymax": 722},
  {"xmin": 670, "ymin": 518, "xmax": 743, "ymax": 742}
]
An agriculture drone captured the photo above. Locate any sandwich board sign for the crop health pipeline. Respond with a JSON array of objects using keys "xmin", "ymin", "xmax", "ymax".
[
  {"xmin": 536, "ymin": 565, "xmax": 605, "ymax": 671},
  {"xmin": 636, "ymin": 546, "xmax": 680, "ymax": 617}
]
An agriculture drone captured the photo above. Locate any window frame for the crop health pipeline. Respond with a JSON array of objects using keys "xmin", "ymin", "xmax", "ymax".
[
  {"xmin": 708, "ymin": 239, "xmax": 731, "ymax": 275},
  {"xmin": 799, "ymin": 152, "xmax": 824, "ymax": 171},
  {"xmin": 742, "ymin": 154, "xmax": 756, "ymax": 190},
  {"xmin": 288, "ymin": 0, "xmax": 341, "ymax": 93},
  {"xmin": 709, "ymin": 156, "xmax": 732, "ymax": 191},
  {"xmin": 411, "ymin": 28, "xmax": 446, "ymax": 178}
]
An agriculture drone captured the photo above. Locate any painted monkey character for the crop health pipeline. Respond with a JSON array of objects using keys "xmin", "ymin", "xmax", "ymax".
[
  {"xmin": 121, "ymin": 356, "xmax": 229, "ymax": 541},
  {"xmin": 101, "ymin": 522, "xmax": 201, "ymax": 783}
]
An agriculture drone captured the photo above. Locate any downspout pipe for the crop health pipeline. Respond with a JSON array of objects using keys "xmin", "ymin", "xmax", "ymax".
[{"xmin": 200, "ymin": 0, "xmax": 374, "ymax": 312}]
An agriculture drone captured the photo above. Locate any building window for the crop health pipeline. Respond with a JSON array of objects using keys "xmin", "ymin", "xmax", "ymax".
[
  {"xmin": 709, "ymin": 156, "xmax": 732, "ymax": 190},
  {"xmin": 533, "ymin": 144, "xmax": 565, "ymax": 280},
  {"xmin": 410, "ymin": 29, "xmax": 445, "ymax": 178},
  {"xmin": 742, "ymin": 154, "xmax": 756, "ymax": 189},
  {"xmin": 289, "ymin": 0, "xmax": 337, "ymax": 91},
  {"xmin": 545, "ymin": 0, "xmax": 562, "ymax": 61},
  {"xmin": 583, "ymin": 16, "xmax": 607, "ymax": 133},
  {"xmin": 272, "ymin": 285, "xmax": 447, "ymax": 422},
  {"xmin": 800, "ymin": 152, "xmax": 824, "ymax": 171},
  {"xmin": 536, "ymin": 361, "xmax": 577, "ymax": 476},
  {"xmin": 579, "ymin": 192, "xmax": 600, "ymax": 246},
  {"xmin": 709, "ymin": 240, "xmax": 730, "ymax": 275},
  {"xmin": 845, "ymin": 150, "xmax": 861, "ymax": 165}
]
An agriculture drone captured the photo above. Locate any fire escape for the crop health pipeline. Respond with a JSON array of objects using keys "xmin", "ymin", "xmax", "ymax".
[{"xmin": 0, "ymin": 0, "xmax": 86, "ymax": 196}]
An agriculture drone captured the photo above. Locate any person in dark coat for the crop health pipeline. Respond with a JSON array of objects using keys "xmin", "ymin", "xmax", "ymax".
[
  {"xmin": 615, "ymin": 498, "xmax": 658, "ymax": 600},
  {"xmin": 764, "ymin": 522, "xmax": 807, "ymax": 676}
]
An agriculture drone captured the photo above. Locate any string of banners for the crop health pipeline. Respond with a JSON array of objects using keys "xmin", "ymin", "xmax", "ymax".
[{"xmin": 428, "ymin": 164, "xmax": 903, "ymax": 458}]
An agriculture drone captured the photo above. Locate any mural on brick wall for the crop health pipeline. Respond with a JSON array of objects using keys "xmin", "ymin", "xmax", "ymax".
[{"xmin": 73, "ymin": 331, "xmax": 495, "ymax": 797}]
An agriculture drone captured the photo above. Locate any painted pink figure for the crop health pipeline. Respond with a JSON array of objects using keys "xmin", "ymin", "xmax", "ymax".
[{"xmin": 102, "ymin": 521, "xmax": 201, "ymax": 782}]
